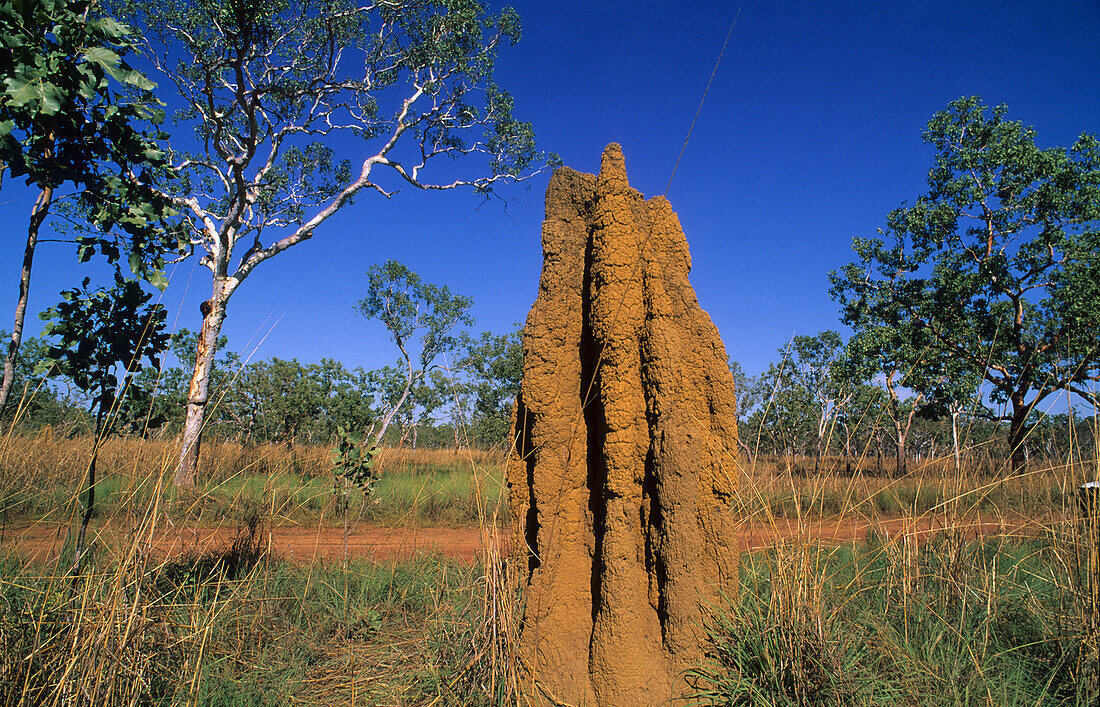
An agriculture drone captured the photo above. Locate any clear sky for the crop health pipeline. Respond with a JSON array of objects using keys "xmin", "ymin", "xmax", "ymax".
[{"xmin": 2, "ymin": 0, "xmax": 1098, "ymax": 381}]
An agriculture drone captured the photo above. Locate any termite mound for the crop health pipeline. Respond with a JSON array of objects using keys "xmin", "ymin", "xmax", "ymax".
[{"xmin": 507, "ymin": 144, "xmax": 741, "ymax": 706}]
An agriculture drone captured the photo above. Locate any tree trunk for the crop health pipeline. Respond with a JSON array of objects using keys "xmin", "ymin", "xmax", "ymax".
[
  {"xmin": 0, "ymin": 186, "xmax": 52, "ymax": 419},
  {"xmin": 74, "ymin": 406, "xmax": 105, "ymax": 574},
  {"xmin": 73, "ymin": 448, "xmax": 97, "ymax": 574},
  {"xmin": 371, "ymin": 373, "xmax": 415, "ymax": 449},
  {"xmin": 951, "ymin": 410, "xmax": 961, "ymax": 476},
  {"xmin": 735, "ymin": 435, "xmax": 753, "ymax": 462},
  {"xmin": 885, "ymin": 392, "xmax": 908, "ymax": 477},
  {"xmin": 174, "ymin": 294, "xmax": 228, "ymax": 488},
  {"xmin": 842, "ymin": 421, "xmax": 852, "ymax": 475},
  {"xmin": 1007, "ymin": 398, "xmax": 1030, "ymax": 474},
  {"xmin": 894, "ymin": 419, "xmax": 907, "ymax": 477}
]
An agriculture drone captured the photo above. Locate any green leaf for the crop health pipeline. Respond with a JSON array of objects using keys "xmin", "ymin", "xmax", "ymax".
[
  {"xmin": 3, "ymin": 75, "xmax": 38, "ymax": 108},
  {"xmin": 36, "ymin": 82, "xmax": 63, "ymax": 114},
  {"xmin": 82, "ymin": 46, "xmax": 122, "ymax": 69},
  {"xmin": 103, "ymin": 63, "xmax": 156, "ymax": 91},
  {"xmin": 147, "ymin": 269, "xmax": 169, "ymax": 291}
]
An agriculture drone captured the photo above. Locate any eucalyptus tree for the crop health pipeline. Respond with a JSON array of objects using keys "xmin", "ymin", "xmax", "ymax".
[
  {"xmin": 753, "ymin": 346, "xmax": 814, "ymax": 459},
  {"xmin": 748, "ymin": 333, "xmax": 858, "ymax": 469},
  {"xmin": 787, "ymin": 331, "xmax": 858, "ymax": 472},
  {"xmin": 315, "ymin": 359, "xmax": 377, "ymax": 439},
  {"xmin": 727, "ymin": 360, "xmax": 755, "ymax": 421},
  {"xmin": 356, "ymin": 260, "xmax": 473, "ymax": 448},
  {"xmin": 0, "ymin": 331, "xmax": 65, "ymax": 427},
  {"xmin": 365, "ymin": 363, "xmax": 415, "ymax": 441},
  {"xmin": 0, "ymin": 0, "xmax": 178, "ymax": 418},
  {"xmin": 833, "ymin": 380, "xmax": 886, "ymax": 473},
  {"xmin": 226, "ymin": 357, "xmax": 372, "ymax": 445},
  {"xmin": 832, "ymin": 97, "xmax": 1100, "ymax": 472},
  {"xmin": 725, "ymin": 359, "xmax": 762, "ymax": 459},
  {"xmin": 842, "ymin": 318, "xmax": 951, "ymax": 476},
  {"xmin": 122, "ymin": 0, "xmax": 549, "ymax": 487},
  {"xmin": 406, "ymin": 368, "xmax": 450, "ymax": 447}
]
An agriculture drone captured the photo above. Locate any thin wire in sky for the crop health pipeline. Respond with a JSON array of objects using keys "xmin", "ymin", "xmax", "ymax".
[{"xmin": 664, "ymin": 5, "xmax": 742, "ymax": 197}]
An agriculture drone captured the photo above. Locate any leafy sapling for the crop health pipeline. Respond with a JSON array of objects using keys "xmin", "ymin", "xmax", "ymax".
[
  {"xmin": 331, "ymin": 426, "xmax": 383, "ymax": 495},
  {"xmin": 38, "ymin": 271, "xmax": 169, "ymax": 571}
]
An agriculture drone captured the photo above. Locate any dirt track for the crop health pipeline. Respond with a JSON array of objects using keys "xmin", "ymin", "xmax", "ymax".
[{"xmin": 1, "ymin": 514, "xmax": 1043, "ymax": 566}]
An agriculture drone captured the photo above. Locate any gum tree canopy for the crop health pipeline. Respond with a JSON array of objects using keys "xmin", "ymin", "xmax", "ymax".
[
  {"xmin": 832, "ymin": 97, "xmax": 1100, "ymax": 472},
  {"xmin": 123, "ymin": 0, "xmax": 551, "ymax": 487}
]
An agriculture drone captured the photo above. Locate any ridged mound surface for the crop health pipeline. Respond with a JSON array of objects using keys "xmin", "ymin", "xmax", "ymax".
[{"xmin": 508, "ymin": 144, "xmax": 741, "ymax": 706}]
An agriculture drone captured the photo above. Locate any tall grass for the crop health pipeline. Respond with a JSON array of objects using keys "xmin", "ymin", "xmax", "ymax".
[
  {"xmin": 1, "ymin": 426, "xmax": 1097, "ymax": 704},
  {"xmin": 0, "ymin": 431, "xmax": 505, "ymax": 526},
  {"xmin": 689, "ymin": 519, "xmax": 1098, "ymax": 705},
  {"xmin": 0, "ymin": 516, "xmax": 509, "ymax": 704},
  {"xmin": 691, "ymin": 410, "xmax": 1099, "ymax": 706},
  {"xmin": 0, "ymin": 429, "xmax": 521, "ymax": 704},
  {"xmin": 0, "ymin": 429, "xmax": 1086, "ymax": 530}
]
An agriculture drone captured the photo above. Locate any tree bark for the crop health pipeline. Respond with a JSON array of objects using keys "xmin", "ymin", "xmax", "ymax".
[
  {"xmin": 886, "ymin": 392, "xmax": 909, "ymax": 477},
  {"xmin": 74, "ymin": 404, "xmax": 105, "ymax": 574},
  {"xmin": 1007, "ymin": 396, "xmax": 1031, "ymax": 474},
  {"xmin": 73, "ymin": 447, "xmax": 97, "ymax": 574},
  {"xmin": 895, "ymin": 424, "xmax": 907, "ymax": 477},
  {"xmin": 174, "ymin": 293, "xmax": 228, "ymax": 488},
  {"xmin": 814, "ymin": 428, "xmax": 823, "ymax": 475},
  {"xmin": 0, "ymin": 185, "xmax": 52, "ymax": 419},
  {"xmin": 951, "ymin": 410, "xmax": 961, "ymax": 476},
  {"xmin": 842, "ymin": 421, "xmax": 852, "ymax": 475}
]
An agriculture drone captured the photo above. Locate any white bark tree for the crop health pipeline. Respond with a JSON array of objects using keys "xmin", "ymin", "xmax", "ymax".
[
  {"xmin": 126, "ymin": 0, "xmax": 551, "ymax": 487},
  {"xmin": 357, "ymin": 260, "xmax": 472, "ymax": 448}
]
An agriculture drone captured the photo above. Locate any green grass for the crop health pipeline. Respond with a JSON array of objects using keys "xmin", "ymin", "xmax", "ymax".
[
  {"xmin": 0, "ymin": 433, "xmax": 508, "ymax": 528},
  {"xmin": 5, "ymin": 527, "xmax": 1094, "ymax": 706},
  {"xmin": 0, "ymin": 455, "xmax": 505, "ymax": 529},
  {"xmin": 0, "ymin": 529, "xmax": 499, "ymax": 705},
  {"xmin": 190, "ymin": 464, "xmax": 504, "ymax": 526},
  {"xmin": 2, "ymin": 433, "xmax": 1096, "ymax": 703},
  {"xmin": 689, "ymin": 531, "xmax": 1098, "ymax": 706},
  {"xmin": 1, "ymin": 433, "xmax": 1089, "ymax": 529}
]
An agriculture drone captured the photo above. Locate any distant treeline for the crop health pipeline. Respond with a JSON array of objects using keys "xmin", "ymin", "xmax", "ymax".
[
  {"xmin": 733, "ymin": 330, "xmax": 1097, "ymax": 476},
  {"xmin": 7, "ymin": 322, "xmax": 1095, "ymax": 473},
  {"xmin": 1, "ymin": 327, "xmax": 520, "ymax": 451}
]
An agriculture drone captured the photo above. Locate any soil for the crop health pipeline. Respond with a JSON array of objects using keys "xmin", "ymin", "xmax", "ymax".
[{"xmin": 1, "ymin": 513, "xmax": 1040, "ymax": 567}]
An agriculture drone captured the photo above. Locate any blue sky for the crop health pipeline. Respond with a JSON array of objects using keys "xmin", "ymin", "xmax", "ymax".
[{"xmin": 2, "ymin": 0, "xmax": 1098, "ymax": 383}]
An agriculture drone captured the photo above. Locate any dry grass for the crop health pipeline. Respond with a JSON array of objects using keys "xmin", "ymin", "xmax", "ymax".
[
  {"xmin": 0, "ymin": 426, "xmax": 1096, "ymax": 704},
  {"xmin": 0, "ymin": 428, "xmax": 503, "ymax": 488},
  {"xmin": 734, "ymin": 451, "xmax": 1093, "ymax": 522},
  {"xmin": 0, "ymin": 429, "xmax": 1088, "ymax": 531},
  {"xmin": 0, "ymin": 431, "xmax": 506, "ymax": 527}
]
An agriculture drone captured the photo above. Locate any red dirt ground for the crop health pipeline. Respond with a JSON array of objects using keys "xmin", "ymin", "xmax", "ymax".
[{"xmin": 1, "ymin": 514, "xmax": 1045, "ymax": 566}]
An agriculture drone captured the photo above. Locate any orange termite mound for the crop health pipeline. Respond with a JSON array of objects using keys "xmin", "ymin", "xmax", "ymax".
[{"xmin": 507, "ymin": 144, "xmax": 741, "ymax": 706}]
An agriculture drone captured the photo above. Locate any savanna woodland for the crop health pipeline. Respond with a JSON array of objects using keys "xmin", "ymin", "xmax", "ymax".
[{"xmin": 0, "ymin": 0, "xmax": 1097, "ymax": 704}]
